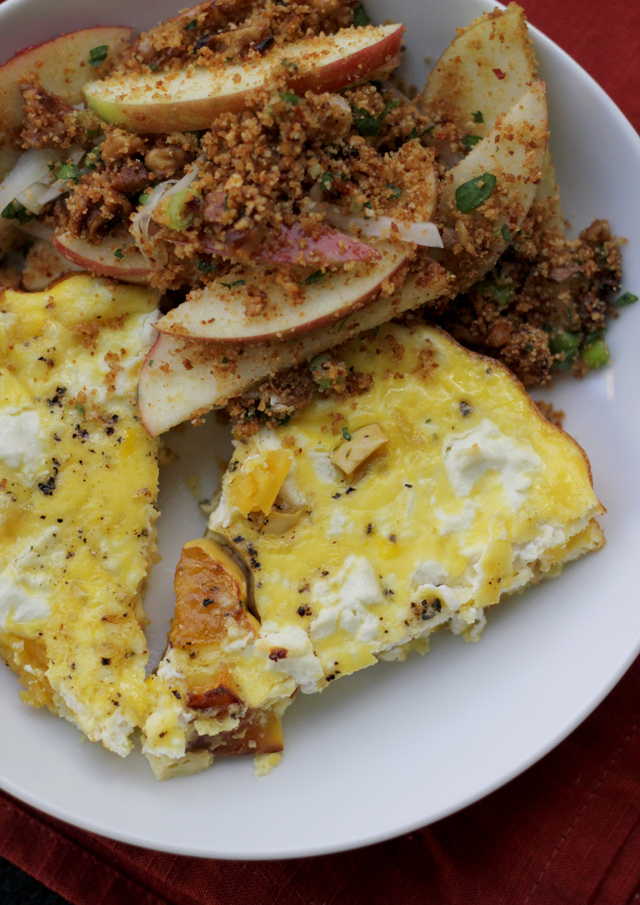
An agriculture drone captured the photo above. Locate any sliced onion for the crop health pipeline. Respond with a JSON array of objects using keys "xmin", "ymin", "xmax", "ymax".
[
  {"xmin": 130, "ymin": 161, "xmax": 201, "ymax": 261},
  {"xmin": 0, "ymin": 148, "xmax": 64, "ymax": 214},
  {"xmin": 324, "ymin": 206, "xmax": 443, "ymax": 248}
]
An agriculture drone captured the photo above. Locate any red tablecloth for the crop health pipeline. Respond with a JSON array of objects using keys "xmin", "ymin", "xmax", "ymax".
[{"xmin": 2, "ymin": 1, "xmax": 640, "ymax": 903}]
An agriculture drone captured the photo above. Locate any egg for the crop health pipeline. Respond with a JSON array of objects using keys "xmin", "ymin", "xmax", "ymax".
[
  {"xmin": 143, "ymin": 323, "xmax": 604, "ymax": 777},
  {"xmin": 0, "ymin": 275, "xmax": 160, "ymax": 756}
]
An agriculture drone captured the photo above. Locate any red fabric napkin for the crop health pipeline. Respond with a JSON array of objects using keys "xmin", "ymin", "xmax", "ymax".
[{"xmin": 2, "ymin": 1, "xmax": 640, "ymax": 903}]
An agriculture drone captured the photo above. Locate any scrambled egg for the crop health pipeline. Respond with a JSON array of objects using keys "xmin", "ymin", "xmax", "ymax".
[
  {"xmin": 143, "ymin": 323, "xmax": 604, "ymax": 778},
  {"xmin": 0, "ymin": 275, "xmax": 160, "ymax": 756}
]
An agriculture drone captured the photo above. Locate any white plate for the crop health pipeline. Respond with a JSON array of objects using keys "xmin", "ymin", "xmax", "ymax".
[{"xmin": 1, "ymin": 0, "xmax": 639, "ymax": 861}]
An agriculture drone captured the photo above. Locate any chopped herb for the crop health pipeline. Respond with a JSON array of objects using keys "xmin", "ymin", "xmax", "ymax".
[
  {"xmin": 500, "ymin": 223, "xmax": 511, "ymax": 242},
  {"xmin": 113, "ymin": 248, "xmax": 124, "ymax": 260},
  {"xmin": 472, "ymin": 110, "xmax": 484, "ymax": 123},
  {"xmin": 455, "ymin": 172, "xmax": 497, "ymax": 213},
  {"xmin": 342, "ymin": 427, "xmax": 352, "ymax": 441},
  {"xmin": 185, "ymin": 18, "xmax": 197, "ymax": 30},
  {"xmin": 462, "ymin": 134, "xmax": 482, "ymax": 151},
  {"xmin": 337, "ymin": 315, "xmax": 349, "ymax": 332},
  {"xmin": 223, "ymin": 193, "xmax": 229, "ymax": 210},
  {"xmin": 350, "ymin": 104, "xmax": 382, "ymax": 137},
  {"xmin": 305, "ymin": 270, "xmax": 324, "ymax": 285},
  {"xmin": 318, "ymin": 378, "xmax": 332, "ymax": 391},
  {"xmin": 363, "ymin": 201, "xmax": 373, "ymax": 210},
  {"xmin": 280, "ymin": 58, "xmax": 299, "ymax": 70},
  {"xmin": 408, "ymin": 126, "xmax": 419, "ymax": 140},
  {"xmin": 386, "ymin": 183, "xmax": 402, "ymax": 199},
  {"xmin": 88, "ymin": 45, "xmax": 109, "ymax": 67},
  {"xmin": 1, "ymin": 200, "xmax": 32, "ymax": 223},
  {"xmin": 320, "ymin": 171, "xmax": 334, "ymax": 192},
  {"xmin": 353, "ymin": 4, "xmax": 371, "ymax": 27},
  {"xmin": 371, "ymin": 326, "xmax": 380, "ymax": 338},
  {"xmin": 163, "ymin": 188, "xmax": 200, "ymax": 230},
  {"xmin": 149, "ymin": 63, "xmax": 159, "ymax": 72},
  {"xmin": 196, "ymin": 258, "xmax": 217, "ymax": 274},
  {"xmin": 425, "ymin": 418, "xmax": 432, "ymax": 423},
  {"xmin": 492, "ymin": 284, "xmax": 513, "ymax": 308},
  {"xmin": 221, "ymin": 279, "xmax": 246, "ymax": 289},
  {"xmin": 76, "ymin": 404, "xmax": 85, "ymax": 415},
  {"xmin": 612, "ymin": 291, "xmax": 638, "ymax": 308},
  {"xmin": 582, "ymin": 338, "xmax": 610, "ymax": 370},
  {"xmin": 221, "ymin": 357, "xmax": 228, "ymax": 364},
  {"xmin": 138, "ymin": 192, "xmax": 150, "ymax": 206},
  {"xmin": 85, "ymin": 147, "xmax": 102, "ymax": 170},
  {"xmin": 57, "ymin": 163, "xmax": 80, "ymax": 182},
  {"xmin": 279, "ymin": 91, "xmax": 301, "ymax": 106}
]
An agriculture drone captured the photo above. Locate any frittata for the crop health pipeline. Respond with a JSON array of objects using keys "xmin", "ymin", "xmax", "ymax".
[
  {"xmin": 143, "ymin": 323, "xmax": 604, "ymax": 778},
  {"xmin": 0, "ymin": 275, "xmax": 159, "ymax": 756}
]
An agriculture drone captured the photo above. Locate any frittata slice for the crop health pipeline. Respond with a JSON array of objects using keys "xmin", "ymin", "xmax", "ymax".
[
  {"xmin": 144, "ymin": 323, "xmax": 604, "ymax": 777},
  {"xmin": 0, "ymin": 274, "xmax": 160, "ymax": 756}
]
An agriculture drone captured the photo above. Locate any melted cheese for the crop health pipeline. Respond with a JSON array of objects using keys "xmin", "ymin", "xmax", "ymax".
[
  {"xmin": 145, "ymin": 323, "xmax": 604, "ymax": 774},
  {"xmin": 0, "ymin": 275, "xmax": 160, "ymax": 756}
]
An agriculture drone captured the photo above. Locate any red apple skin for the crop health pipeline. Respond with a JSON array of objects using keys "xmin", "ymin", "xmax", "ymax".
[
  {"xmin": 154, "ymin": 247, "xmax": 410, "ymax": 344},
  {"xmin": 288, "ymin": 25, "xmax": 403, "ymax": 96},
  {"xmin": 85, "ymin": 25, "xmax": 404, "ymax": 133},
  {"xmin": 255, "ymin": 225, "xmax": 381, "ymax": 265},
  {"xmin": 53, "ymin": 231, "xmax": 152, "ymax": 285}
]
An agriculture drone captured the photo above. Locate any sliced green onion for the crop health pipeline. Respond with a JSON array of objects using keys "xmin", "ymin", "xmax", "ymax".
[
  {"xmin": 472, "ymin": 110, "xmax": 484, "ymax": 123},
  {"xmin": 88, "ymin": 45, "xmax": 109, "ymax": 67},
  {"xmin": 582, "ymin": 339, "xmax": 610, "ymax": 370},
  {"xmin": 612, "ymin": 291, "xmax": 638, "ymax": 308},
  {"xmin": 342, "ymin": 427, "xmax": 352, "ymax": 441},
  {"xmin": 353, "ymin": 5, "xmax": 371, "ymax": 27},
  {"xmin": 462, "ymin": 134, "xmax": 481, "ymax": 151},
  {"xmin": 305, "ymin": 270, "xmax": 324, "ymax": 285}
]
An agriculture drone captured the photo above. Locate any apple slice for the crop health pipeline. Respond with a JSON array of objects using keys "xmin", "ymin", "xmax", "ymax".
[
  {"xmin": 84, "ymin": 24, "xmax": 404, "ymax": 133},
  {"xmin": 138, "ymin": 257, "xmax": 449, "ymax": 437},
  {"xmin": 0, "ymin": 27, "xmax": 133, "ymax": 178},
  {"xmin": 432, "ymin": 80, "xmax": 548, "ymax": 295},
  {"xmin": 53, "ymin": 229, "xmax": 152, "ymax": 284},
  {"xmin": 155, "ymin": 241, "xmax": 409, "ymax": 344}
]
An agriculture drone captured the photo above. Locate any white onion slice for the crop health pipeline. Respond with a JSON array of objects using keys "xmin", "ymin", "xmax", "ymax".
[
  {"xmin": 0, "ymin": 148, "xmax": 64, "ymax": 214},
  {"xmin": 325, "ymin": 206, "xmax": 443, "ymax": 248},
  {"xmin": 130, "ymin": 161, "xmax": 201, "ymax": 261}
]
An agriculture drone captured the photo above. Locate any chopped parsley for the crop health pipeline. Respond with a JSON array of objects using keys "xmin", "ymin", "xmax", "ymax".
[
  {"xmin": 386, "ymin": 183, "xmax": 403, "ymax": 199},
  {"xmin": 342, "ymin": 427, "xmax": 352, "ymax": 441},
  {"xmin": 612, "ymin": 291, "xmax": 638, "ymax": 308},
  {"xmin": 353, "ymin": 4, "xmax": 371, "ymax": 27},
  {"xmin": 455, "ymin": 173, "xmax": 497, "ymax": 213},
  {"xmin": 472, "ymin": 110, "xmax": 484, "ymax": 123},
  {"xmin": 57, "ymin": 163, "xmax": 80, "ymax": 183},
  {"xmin": 184, "ymin": 19, "xmax": 197, "ymax": 30},
  {"xmin": 304, "ymin": 270, "xmax": 324, "ymax": 285},
  {"xmin": 280, "ymin": 58, "xmax": 299, "ymax": 71},
  {"xmin": 113, "ymin": 248, "xmax": 124, "ymax": 260},
  {"xmin": 500, "ymin": 223, "xmax": 511, "ymax": 242},
  {"xmin": 279, "ymin": 91, "xmax": 301, "ymax": 106},
  {"xmin": 196, "ymin": 259, "xmax": 217, "ymax": 274},
  {"xmin": 221, "ymin": 279, "xmax": 246, "ymax": 289},
  {"xmin": 1, "ymin": 200, "xmax": 32, "ymax": 223},
  {"xmin": 88, "ymin": 45, "xmax": 109, "ymax": 67},
  {"xmin": 462, "ymin": 134, "xmax": 482, "ymax": 151},
  {"xmin": 350, "ymin": 98, "xmax": 399, "ymax": 138},
  {"xmin": 320, "ymin": 171, "xmax": 335, "ymax": 192},
  {"xmin": 76, "ymin": 404, "xmax": 85, "ymax": 415}
]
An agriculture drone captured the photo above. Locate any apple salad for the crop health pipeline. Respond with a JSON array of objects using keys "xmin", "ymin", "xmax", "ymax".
[{"xmin": 0, "ymin": 0, "xmax": 630, "ymax": 431}]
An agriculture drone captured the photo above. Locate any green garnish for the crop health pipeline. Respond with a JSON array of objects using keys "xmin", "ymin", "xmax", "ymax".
[
  {"xmin": 582, "ymin": 338, "xmax": 610, "ymax": 370},
  {"xmin": 549, "ymin": 329, "xmax": 580, "ymax": 370},
  {"xmin": 162, "ymin": 188, "xmax": 199, "ymax": 230},
  {"xmin": 350, "ymin": 105, "xmax": 382, "ymax": 137},
  {"xmin": 113, "ymin": 248, "xmax": 124, "ymax": 260},
  {"xmin": 408, "ymin": 126, "xmax": 419, "ymax": 140},
  {"xmin": 386, "ymin": 183, "xmax": 402, "ymax": 199},
  {"xmin": 371, "ymin": 326, "xmax": 380, "ymax": 338},
  {"xmin": 342, "ymin": 427, "xmax": 352, "ymax": 441},
  {"xmin": 138, "ymin": 193, "xmax": 150, "ymax": 206},
  {"xmin": 76, "ymin": 404, "xmax": 85, "ymax": 415},
  {"xmin": 280, "ymin": 58, "xmax": 299, "ymax": 71},
  {"xmin": 500, "ymin": 223, "xmax": 511, "ymax": 242},
  {"xmin": 305, "ymin": 271, "xmax": 324, "ymax": 285},
  {"xmin": 612, "ymin": 291, "xmax": 638, "ymax": 308},
  {"xmin": 353, "ymin": 5, "xmax": 371, "ymax": 27},
  {"xmin": 221, "ymin": 357, "xmax": 228, "ymax": 364},
  {"xmin": 455, "ymin": 173, "xmax": 496, "ymax": 213},
  {"xmin": 309, "ymin": 353, "xmax": 331, "ymax": 372},
  {"xmin": 462, "ymin": 134, "xmax": 481, "ymax": 151},
  {"xmin": 425, "ymin": 418, "xmax": 432, "ymax": 424},
  {"xmin": 472, "ymin": 110, "xmax": 484, "ymax": 123},
  {"xmin": 221, "ymin": 279, "xmax": 246, "ymax": 289},
  {"xmin": 196, "ymin": 259, "xmax": 217, "ymax": 274},
  {"xmin": 1, "ymin": 200, "xmax": 32, "ymax": 223},
  {"xmin": 185, "ymin": 18, "xmax": 197, "ymax": 30},
  {"xmin": 149, "ymin": 63, "xmax": 159, "ymax": 72},
  {"xmin": 320, "ymin": 172, "xmax": 334, "ymax": 192},
  {"xmin": 279, "ymin": 91, "xmax": 301, "ymax": 106},
  {"xmin": 57, "ymin": 163, "xmax": 80, "ymax": 183},
  {"xmin": 317, "ymin": 378, "xmax": 332, "ymax": 391},
  {"xmin": 88, "ymin": 45, "xmax": 109, "ymax": 67}
]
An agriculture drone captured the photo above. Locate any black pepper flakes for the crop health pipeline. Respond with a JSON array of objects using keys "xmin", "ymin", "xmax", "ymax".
[
  {"xmin": 460, "ymin": 401, "xmax": 473, "ymax": 417},
  {"xmin": 101, "ymin": 657, "xmax": 111, "ymax": 665}
]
